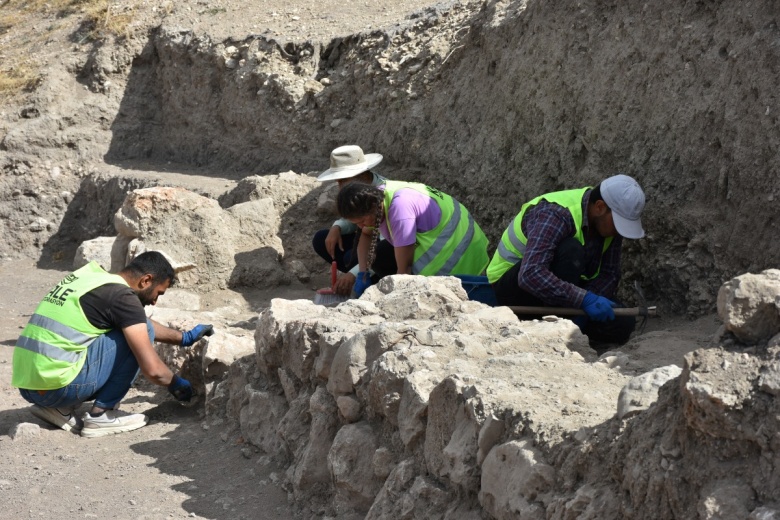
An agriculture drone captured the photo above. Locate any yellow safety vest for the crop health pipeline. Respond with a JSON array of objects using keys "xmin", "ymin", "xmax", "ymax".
[
  {"xmin": 383, "ymin": 181, "xmax": 489, "ymax": 276},
  {"xmin": 486, "ymin": 187, "xmax": 613, "ymax": 283},
  {"xmin": 12, "ymin": 262, "xmax": 129, "ymax": 390}
]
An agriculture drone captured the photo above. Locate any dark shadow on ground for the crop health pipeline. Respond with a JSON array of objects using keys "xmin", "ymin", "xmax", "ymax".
[{"xmin": 130, "ymin": 406, "xmax": 294, "ymax": 520}]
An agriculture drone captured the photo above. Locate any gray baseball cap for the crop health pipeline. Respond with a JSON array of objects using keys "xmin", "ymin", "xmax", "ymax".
[{"xmin": 600, "ymin": 174, "xmax": 646, "ymax": 239}]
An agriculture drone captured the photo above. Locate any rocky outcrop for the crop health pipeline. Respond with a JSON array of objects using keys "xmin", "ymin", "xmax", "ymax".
[{"xmin": 203, "ymin": 271, "xmax": 780, "ymax": 519}]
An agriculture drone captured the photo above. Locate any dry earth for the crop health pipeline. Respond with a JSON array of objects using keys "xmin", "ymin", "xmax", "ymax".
[{"xmin": 0, "ymin": 0, "xmax": 753, "ymax": 518}]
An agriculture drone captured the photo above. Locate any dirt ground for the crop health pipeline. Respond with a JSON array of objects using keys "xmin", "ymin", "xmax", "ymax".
[
  {"xmin": 0, "ymin": 0, "xmax": 740, "ymax": 517},
  {"xmin": 0, "ymin": 256, "xmax": 722, "ymax": 520}
]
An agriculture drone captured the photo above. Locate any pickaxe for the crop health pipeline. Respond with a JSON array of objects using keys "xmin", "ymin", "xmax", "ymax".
[{"xmin": 509, "ymin": 282, "xmax": 657, "ymax": 332}]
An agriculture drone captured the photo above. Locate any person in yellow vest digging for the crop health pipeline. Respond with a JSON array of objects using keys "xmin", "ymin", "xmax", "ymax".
[
  {"xmin": 312, "ymin": 145, "xmax": 397, "ymax": 296},
  {"xmin": 336, "ymin": 181, "xmax": 490, "ymax": 296},
  {"xmin": 12, "ymin": 251, "xmax": 214, "ymax": 438},
  {"xmin": 487, "ymin": 174, "xmax": 646, "ymax": 348}
]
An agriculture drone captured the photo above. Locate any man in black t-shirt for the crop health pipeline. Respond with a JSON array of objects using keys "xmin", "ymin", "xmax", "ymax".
[{"xmin": 13, "ymin": 251, "xmax": 215, "ymax": 438}]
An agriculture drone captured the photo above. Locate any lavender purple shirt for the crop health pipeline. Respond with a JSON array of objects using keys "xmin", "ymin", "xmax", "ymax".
[{"xmin": 378, "ymin": 186, "xmax": 442, "ymax": 247}]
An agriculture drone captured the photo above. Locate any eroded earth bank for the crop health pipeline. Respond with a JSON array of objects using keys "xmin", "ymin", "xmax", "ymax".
[{"xmin": 2, "ymin": 0, "xmax": 780, "ymax": 518}]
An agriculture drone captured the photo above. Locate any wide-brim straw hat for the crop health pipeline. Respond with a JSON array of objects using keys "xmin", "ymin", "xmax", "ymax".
[{"xmin": 317, "ymin": 145, "xmax": 383, "ymax": 181}]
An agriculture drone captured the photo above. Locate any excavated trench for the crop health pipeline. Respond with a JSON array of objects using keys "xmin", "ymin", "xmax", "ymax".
[
  {"xmin": 3, "ymin": 1, "xmax": 780, "ymax": 518},
  {"xmin": 5, "ymin": 0, "xmax": 780, "ymax": 314}
]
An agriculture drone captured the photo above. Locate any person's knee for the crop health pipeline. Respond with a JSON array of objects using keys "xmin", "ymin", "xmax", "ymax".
[{"xmin": 312, "ymin": 229, "xmax": 328, "ymax": 251}]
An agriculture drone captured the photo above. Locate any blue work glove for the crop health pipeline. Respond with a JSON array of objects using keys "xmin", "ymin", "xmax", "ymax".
[
  {"xmin": 581, "ymin": 292, "xmax": 616, "ymax": 322},
  {"xmin": 181, "ymin": 324, "xmax": 214, "ymax": 347},
  {"xmin": 168, "ymin": 374, "xmax": 194, "ymax": 402},
  {"xmin": 353, "ymin": 272, "xmax": 372, "ymax": 297}
]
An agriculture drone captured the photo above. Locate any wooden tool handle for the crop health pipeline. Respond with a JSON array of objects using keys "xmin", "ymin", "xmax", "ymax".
[
  {"xmin": 508, "ymin": 306, "xmax": 657, "ymax": 317},
  {"xmin": 330, "ymin": 261, "xmax": 338, "ymax": 288}
]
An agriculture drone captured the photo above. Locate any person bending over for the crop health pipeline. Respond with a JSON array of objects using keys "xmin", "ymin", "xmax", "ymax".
[
  {"xmin": 312, "ymin": 145, "xmax": 398, "ymax": 296},
  {"xmin": 12, "ymin": 251, "xmax": 214, "ymax": 438},
  {"xmin": 337, "ymin": 181, "xmax": 490, "ymax": 296},
  {"xmin": 487, "ymin": 174, "xmax": 646, "ymax": 347}
]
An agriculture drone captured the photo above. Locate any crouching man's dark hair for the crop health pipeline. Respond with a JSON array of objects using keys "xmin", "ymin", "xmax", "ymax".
[{"xmin": 122, "ymin": 251, "xmax": 176, "ymax": 287}]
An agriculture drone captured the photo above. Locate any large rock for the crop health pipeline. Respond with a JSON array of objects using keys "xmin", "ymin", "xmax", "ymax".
[
  {"xmin": 479, "ymin": 440, "xmax": 555, "ymax": 520},
  {"xmin": 113, "ymin": 187, "xmax": 287, "ymax": 290},
  {"xmin": 328, "ymin": 422, "xmax": 382, "ymax": 515},
  {"xmin": 717, "ymin": 269, "xmax": 780, "ymax": 344},
  {"xmin": 239, "ymin": 388, "xmax": 288, "ymax": 456},
  {"xmin": 617, "ymin": 365, "xmax": 683, "ymax": 420}
]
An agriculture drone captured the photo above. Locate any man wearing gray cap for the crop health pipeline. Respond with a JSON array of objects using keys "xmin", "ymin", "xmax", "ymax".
[
  {"xmin": 486, "ymin": 174, "xmax": 646, "ymax": 347},
  {"xmin": 313, "ymin": 145, "xmax": 397, "ymax": 295}
]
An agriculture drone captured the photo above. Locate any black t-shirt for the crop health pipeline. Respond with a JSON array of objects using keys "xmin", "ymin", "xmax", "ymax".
[{"xmin": 79, "ymin": 283, "xmax": 147, "ymax": 330}]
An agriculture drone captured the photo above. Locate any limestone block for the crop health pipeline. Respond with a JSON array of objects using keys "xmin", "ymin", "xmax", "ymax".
[
  {"xmin": 440, "ymin": 403, "xmax": 480, "ymax": 490},
  {"xmin": 316, "ymin": 183, "xmax": 339, "ymax": 216},
  {"xmin": 366, "ymin": 350, "xmax": 412, "ymax": 426},
  {"xmin": 372, "ymin": 447, "xmax": 394, "ymax": 479},
  {"xmin": 73, "ymin": 235, "xmax": 130, "ymax": 272},
  {"xmin": 366, "ymin": 459, "xmax": 454, "ymax": 520},
  {"xmin": 154, "ymin": 288, "xmax": 201, "ymax": 311},
  {"xmin": 255, "ymin": 299, "xmax": 328, "ymax": 380},
  {"xmin": 398, "ymin": 369, "xmax": 436, "ymax": 447},
  {"xmin": 293, "ymin": 386, "xmax": 339, "ymax": 492},
  {"xmin": 479, "ymin": 440, "xmax": 555, "ymax": 520},
  {"xmin": 279, "ymin": 367, "xmax": 299, "ymax": 403},
  {"xmin": 224, "ymin": 197, "xmax": 282, "ymax": 252},
  {"xmin": 315, "ymin": 331, "xmax": 357, "ymax": 380},
  {"xmin": 327, "ymin": 324, "xmax": 405, "ymax": 396},
  {"xmin": 717, "ymin": 270, "xmax": 780, "ymax": 343},
  {"xmin": 277, "ymin": 391, "xmax": 312, "ymax": 461},
  {"xmin": 682, "ymin": 348, "xmax": 764, "ymax": 440},
  {"xmin": 202, "ymin": 332, "xmax": 255, "ymax": 381},
  {"xmin": 424, "ymin": 377, "xmax": 464, "ymax": 479},
  {"xmin": 223, "ymin": 356, "xmax": 256, "ymax": 420},
  {"xmin": 617, "ymin": 365, "xmax": 682, "ymax": 419},
  {"xmin": 328, "ymin": 422, "xmax": 381, "ymax": 514},
  {"xmin": 239, "ymin": 388, "xmax": 288, "ymax": 456},
  {"xmin": 477, "ymin": 415, "xmax": 505, "ymax": 466},
  {"xmin": 112, "ymin": 187, "xmax": 241, "ymax": 290},
  {"xmin": 336, "ymin": 395, "xmax": 361, "ymax": 423},
  {"xmin": 697, "ymin": 481, "xmax": 756, "ymax": 519},
  {"xmin": 362, "ymin": 275, "xmax": 468, "ymax": 320}
]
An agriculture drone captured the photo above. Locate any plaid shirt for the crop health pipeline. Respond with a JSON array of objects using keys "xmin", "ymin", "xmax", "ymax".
[{"xmin": 517, "ymin": 189, "xmax": 622, "ymax": 307}]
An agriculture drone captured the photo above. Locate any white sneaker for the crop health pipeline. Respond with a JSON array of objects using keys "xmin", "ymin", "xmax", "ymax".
[
  {"xmin": 30, "ymin": 405, "xmax": 83, "ymax": 432},
  {"xmin": 80, "ymin": 409, "xmax": 149, "ymax": 438}
]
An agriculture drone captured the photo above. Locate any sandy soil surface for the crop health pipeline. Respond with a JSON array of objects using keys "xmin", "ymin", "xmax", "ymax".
[{"xmin": 0, "ymin": 259, "xmax": 297, "ymax": 520}]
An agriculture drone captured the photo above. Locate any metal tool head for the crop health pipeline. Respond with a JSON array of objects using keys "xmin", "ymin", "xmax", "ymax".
[{"xmin": 634, "ymin": 280, "xmax": 649, "ymax": 334}]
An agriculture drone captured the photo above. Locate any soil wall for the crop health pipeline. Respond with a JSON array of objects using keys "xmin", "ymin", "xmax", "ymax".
[{"xmin": 4, "ymin": 0, "xmax": 780, "ymax": 316}]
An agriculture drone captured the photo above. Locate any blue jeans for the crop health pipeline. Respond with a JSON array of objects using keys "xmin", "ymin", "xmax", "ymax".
[{"xmin": 20, "ymin": 320, "xmax": 153, "ymax": 410}]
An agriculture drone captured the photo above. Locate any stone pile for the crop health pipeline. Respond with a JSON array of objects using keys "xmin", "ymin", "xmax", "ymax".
[{"xmin": 195, "ymin": 270, "xmax": 780, "ymax": 519}]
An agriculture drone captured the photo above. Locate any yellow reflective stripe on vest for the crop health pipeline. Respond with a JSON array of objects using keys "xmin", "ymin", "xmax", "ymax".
[
  {"xmin": 16, "ymin": 335, "xmax": 85, "ymax": 363},
  {"xmin": 29, "ymin": 313, "xmax": 96, "ymax": 345},
  {"xmin": 383, "ymin": 181, "xmax": 488, "ymax": 276},
  {"xmin": 497, "ymin": 215, "xmax": 527, "ymax": 264},
  {"xmin": 412, "ymin": 197, "xmax": 473, "ymax": 274}
]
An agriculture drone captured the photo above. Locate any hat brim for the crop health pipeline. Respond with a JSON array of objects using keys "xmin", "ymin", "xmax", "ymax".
[
  {"xmin": 317, "ymin": 153, "xmax": 383, "ymax": 181},
  {"xmin": 613, "ymin": 213, "xmax": 645, "ymax": 239}
]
